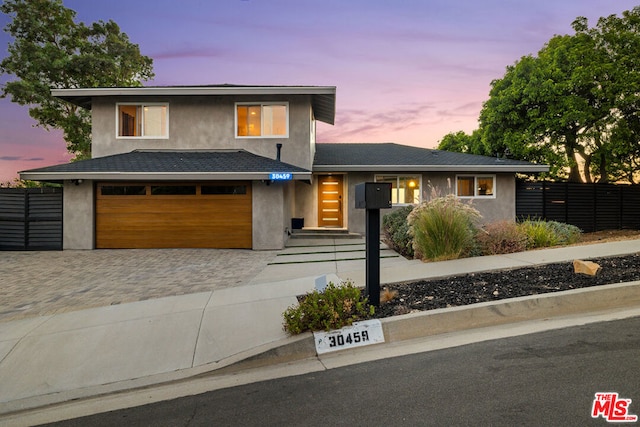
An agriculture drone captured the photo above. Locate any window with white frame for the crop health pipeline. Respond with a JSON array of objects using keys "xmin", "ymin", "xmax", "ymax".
[
  {"xmin": 375, "ymin": 175, "xmax": 421, "ymax": 204},
  {"xmin": 236, "ymin": 103, "xmax": 288, "ymax": 137},
  {"xmin": 117, "ymin": 103, "xmax": 168, "ymax": 138},
  {"xmin": 456, "ymin": 175, "xmax": 495, "ymax": 198}
]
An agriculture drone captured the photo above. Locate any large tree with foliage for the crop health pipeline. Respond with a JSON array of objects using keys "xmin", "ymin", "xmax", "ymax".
[
  {"xmin": 0, "ymin": 0, "xmax": 154, "ymax": 159},
  {"xmin": 438, "ymin": 130, "xmax": 486, "ymax": 155},
  {"xmin": 440, "ymin": 7, "xmax": 640, "ymax": 183}
]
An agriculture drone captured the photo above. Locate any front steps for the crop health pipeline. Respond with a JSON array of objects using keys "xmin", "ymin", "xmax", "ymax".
[{"xmin": 288, "ymin": 228, "xmax": 362, "ymax": 240}]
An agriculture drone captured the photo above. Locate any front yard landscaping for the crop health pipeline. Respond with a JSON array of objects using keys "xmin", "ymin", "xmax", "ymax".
[
  {"xmin": 373, "ymin": 252, "xmax": 640, "ymax": 318},
  {"xmin": 283, "ymin": 229, "xmax": 640, "ymax": 334}
]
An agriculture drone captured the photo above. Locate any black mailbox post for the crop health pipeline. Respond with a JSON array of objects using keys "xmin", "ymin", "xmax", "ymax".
[{"xmin": 355, "ymin": 182, "xmax": 392, "ymax": 306}]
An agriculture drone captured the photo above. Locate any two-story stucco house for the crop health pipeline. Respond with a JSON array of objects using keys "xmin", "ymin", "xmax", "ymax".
[{"xmin": 20, "ymin": 85, "xmax": 548, "ymax": 250}]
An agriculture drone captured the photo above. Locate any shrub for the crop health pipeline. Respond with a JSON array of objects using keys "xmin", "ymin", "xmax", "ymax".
[
  {"xmin": 546, "ymin": 220, "xmax": 582, "ymax": 245},
  {"xmin": 477, "ymin": 221, "xmax": 528, "ymax": 255},
  {"xmin": 382, "ymin": 206, "xmax": 415, "ymax": 259},
  {"xmin": 380, "ymin": 287, "xmax": 398, "ymax": 304},
  {"xmin": 520, "ymin": 219, "xmax": 558, "ymax": 248},
  {"xmin": 408, "ymin": 195, "xmax": 481, "ymax": 261},
  {"xmin": 283, "ymin": 281, "xmax": 375, "ymax": 335},
  {"xmin": 520, "ymin": 219, "xmax": 582, "ymax": 248}
]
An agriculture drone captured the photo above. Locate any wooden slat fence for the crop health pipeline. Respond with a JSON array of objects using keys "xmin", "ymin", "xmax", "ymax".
[
  {"xmin": 516, "ymin": 181, "xmax": 640, "ymax": 232},
  {"xmin": 0, "ymin": 188, "xmax": 63, "ymax": 250}
]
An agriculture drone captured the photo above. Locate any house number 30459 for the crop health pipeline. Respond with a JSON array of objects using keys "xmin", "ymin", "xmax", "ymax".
[
  {"xmin": 314, "ymin": 319, "xmax": 384, "ymax": 354},
  {"xmin": 328, "ymin": 330, "xmax": 369, "ymax": 347},
  {"xmin": 270, "ymin": 173, "xmax": 292, "ymax": 180}
]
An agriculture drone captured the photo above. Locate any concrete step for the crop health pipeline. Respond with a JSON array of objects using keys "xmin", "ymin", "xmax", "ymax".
[{"xmin": 289, "ymin": 228, "xmax": 362, "ymax": 240}]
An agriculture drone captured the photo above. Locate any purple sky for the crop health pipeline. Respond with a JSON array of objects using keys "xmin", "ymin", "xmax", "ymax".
[{"xmin": 1, "ymin": 0, "xmax": 638, "ymax": 182}]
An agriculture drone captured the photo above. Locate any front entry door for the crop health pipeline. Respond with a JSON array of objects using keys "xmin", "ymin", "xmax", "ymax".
[{"xmin": 318, "ymin": 175, "xmax": 344, "ymax": 227}]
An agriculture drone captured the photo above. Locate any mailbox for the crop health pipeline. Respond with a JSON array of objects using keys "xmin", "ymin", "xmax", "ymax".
[
  {"xmin": 355, "ymin": 182, "xmax": 391, "ymax": 307},
  {"xmin": 355, "ymin": 182, "xmax": 392, "ymax": 209}
]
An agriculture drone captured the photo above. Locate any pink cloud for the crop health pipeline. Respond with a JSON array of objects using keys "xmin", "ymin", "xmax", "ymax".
[{"xmin": 0, "ymin": 116, "xmax": 70, "ymax": 183}]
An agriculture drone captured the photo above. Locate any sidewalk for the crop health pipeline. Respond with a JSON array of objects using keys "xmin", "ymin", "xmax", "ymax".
[{"xmin": 1, "ymin": 239, "xmax": 640, "ymax": 418}]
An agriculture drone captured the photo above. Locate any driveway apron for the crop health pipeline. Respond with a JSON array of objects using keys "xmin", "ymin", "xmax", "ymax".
[{"xmin": 0, "ymin": 249, "xmax": 278, "ymax": 323}]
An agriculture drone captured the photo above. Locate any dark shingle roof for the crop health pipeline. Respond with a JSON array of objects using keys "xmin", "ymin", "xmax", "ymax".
[
  {"xmin": 313, "ymin": 143, "xmax": 548, "ymax": 173},
  {"xmin": 20, "ymin": 150, "xmax": 311, "ymax": 181}
]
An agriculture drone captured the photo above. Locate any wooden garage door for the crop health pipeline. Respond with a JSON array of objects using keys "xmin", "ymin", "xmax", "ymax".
[{"xmin": 96, "ymin": 182, "xmax": 252, "ymax": 249}]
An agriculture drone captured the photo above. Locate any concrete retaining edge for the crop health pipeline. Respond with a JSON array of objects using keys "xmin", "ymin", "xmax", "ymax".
[{"xmin": 234, "ymin": 280, "xmax": 640, "ymax": 370}]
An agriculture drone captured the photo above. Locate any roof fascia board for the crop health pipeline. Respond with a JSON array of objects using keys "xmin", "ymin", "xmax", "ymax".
[
  {"xmin": 312, "ymin": 165, "xmax": 549, "ymax": 173},
  {"xmin": 52, "ymin": 86, "xmax": 336, "ymax": 124},
  {"xmin": 51, "ymin": 86, "xmax": 336, "ymax": 98},
  {"xmin": 19, "ymin": 171, "xmax": 313, "ymax": 181}
]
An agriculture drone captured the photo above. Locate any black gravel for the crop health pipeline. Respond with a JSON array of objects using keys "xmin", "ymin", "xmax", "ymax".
[{"xmin": 373, "ymin": 253, "xmax": 640, "ymax": 318}]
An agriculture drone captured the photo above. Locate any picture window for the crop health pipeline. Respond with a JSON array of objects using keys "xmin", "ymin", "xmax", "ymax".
[
  {"xmin": 117, "ymin": 103, "xmax": 168, "ymax": 138},
  {"xmin": 374, "ymin": 175, "xmax": 421, "ymax": 204},
  {"xmin": 456, "ymin": 175, "xmax": 495, "ymax": 198},
  {"xmin": 236, "ymin": 103, "xmax": 288, "ymax": 137}
]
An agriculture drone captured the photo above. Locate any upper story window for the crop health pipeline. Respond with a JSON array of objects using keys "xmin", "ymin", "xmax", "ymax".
[
  {"xmin": 456, "ymin": 175, "xmax": 496, "ymax": 198},
  {"xmin": 236, "ymin": 103, "xmax": 288, "ymax": 138},
  {"xmin": 375, "ymin": 175, "xmax": 421, "ymax": 205},
  {"xmin": 117, "ymin": 103, "xmax": 168, "ymax": 138}
]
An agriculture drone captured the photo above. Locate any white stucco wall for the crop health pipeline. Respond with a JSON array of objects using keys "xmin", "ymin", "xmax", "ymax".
[
  {"xmin": 252, "ymin": 181, "xmax": 286, "ymax": 250},
  {"xmin": 62, "ymin": 180, "xmax": 94, "ymax": 249},
  {"xmin": 331, "ymin": 172, "xmax": 518, "ymax": 235},
  {"xmin": 91, "ymin": 95, "xmax": 315, "ymax": 170},
  {"xmin": 294, "ymin": 180, "xmax": 316, "ymax": 228},
  {"xmin": 423, "ymin": 173, "xmax": 516, "ymax": 224}
]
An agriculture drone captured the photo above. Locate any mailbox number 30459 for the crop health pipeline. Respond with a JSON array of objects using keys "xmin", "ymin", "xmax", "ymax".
[{"xmin": 328, "ymin": 330, "xmax": 370, "ymax": 348}]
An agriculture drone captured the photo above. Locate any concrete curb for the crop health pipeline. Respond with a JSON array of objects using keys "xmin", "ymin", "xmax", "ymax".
[
  {"xmin": 230, "ymin": 280, "xmax": 640, "ymax": 370},
  {"xmin": 382, "ymin": 280, "xmax": 640, "ymax": 341}
]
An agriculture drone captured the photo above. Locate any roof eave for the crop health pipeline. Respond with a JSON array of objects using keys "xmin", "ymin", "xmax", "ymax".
[
  {"xmin": 51, "ymin": 86, "xmax": 336, "ymax": 97},
  {"xmin": 19, "ymin": 171, "xmax": 313, "ymax": 181},
  {"xmin": 51, "ymin": 86, "xmax": 337, "ymax": 124},
  {"xmin": 312, "ymin": 165, "xmax": 549, "ymax": 173}
]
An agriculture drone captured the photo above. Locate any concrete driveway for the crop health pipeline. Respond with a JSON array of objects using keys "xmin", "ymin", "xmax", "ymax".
[
  {"xmin": 0, "ymin": 249, "xmax": 278, "ymax": 323},
  {"xmin": 0, "ymin": 237, "xmax": 401, "ymax": 323}
]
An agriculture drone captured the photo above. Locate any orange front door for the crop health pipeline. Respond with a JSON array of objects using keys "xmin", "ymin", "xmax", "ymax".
[{"xmin": 318, "ymin": 175, "xmax": 343, "ymax": 227}]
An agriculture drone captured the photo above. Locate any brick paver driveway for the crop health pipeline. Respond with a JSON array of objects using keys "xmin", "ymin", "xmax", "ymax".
[{"xmin": 0, "ymin": 249, "xmax": 277, "ymax": 323}]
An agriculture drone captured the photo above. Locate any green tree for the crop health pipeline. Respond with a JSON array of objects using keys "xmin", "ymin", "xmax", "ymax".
[
  {"xmin": 437, "ymin": 130, "xmax": 486, "ymax": 155},
  {"xmin": 607, "ymin": 116, "xmax": 640, "ymax": 183},
  {"xmin": 443, "ymin": 7, "xmax": 640, "ymax": 183},
  {"xmin": 480, "ymin": 28, "xmax": 615, "ymax": 182},
  {"xmin": 0, "ymin": 0, "xmax": 154, "ymax": 159},
  {"xmin": 583, "ymin": 9, "xmax": 640, "ymax": 183}
]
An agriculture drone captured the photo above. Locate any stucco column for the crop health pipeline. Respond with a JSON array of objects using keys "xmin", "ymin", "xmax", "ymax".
[
  {"xmin": 63, "ymin": 180, "xmax": 94, "ymax": 249},
  {"xmin": 252, "ymin": 181, "xmax": 285, "ymax": 250}
]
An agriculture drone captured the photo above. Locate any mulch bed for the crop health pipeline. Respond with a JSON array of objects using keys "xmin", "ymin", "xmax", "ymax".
[{"xmin": 372, "ymin": 253, "xmax": 640, "ymax": 318}]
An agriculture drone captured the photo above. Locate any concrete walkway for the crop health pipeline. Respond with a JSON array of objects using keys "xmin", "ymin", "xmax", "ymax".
[{"xmin": 1, "ymin": 238, "xmax": 640, "ymax": 420}]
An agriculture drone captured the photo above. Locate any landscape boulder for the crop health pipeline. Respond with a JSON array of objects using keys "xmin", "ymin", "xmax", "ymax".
[{"xmin": 573, "ymin": 259, "xmax": 601, "ymax": 276}]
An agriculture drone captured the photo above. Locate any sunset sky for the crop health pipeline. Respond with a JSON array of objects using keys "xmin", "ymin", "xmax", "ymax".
[{"xmin": 1, "ymin": 0, "xmax": 638, "ymax": 183}]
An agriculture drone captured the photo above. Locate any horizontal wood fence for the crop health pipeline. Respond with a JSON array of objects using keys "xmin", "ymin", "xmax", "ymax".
[
  {"xmin": 0, "ymin": 188, "xmax": 63, "ymax": 250},
  {"xmin": 516, "ymin": 181, "xmax": 640, "ymax": 232}
]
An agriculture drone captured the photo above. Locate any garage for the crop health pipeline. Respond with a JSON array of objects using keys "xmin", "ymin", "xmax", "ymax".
[{"xmin": 96, "ymin": 182, "xmax": 252, "ymax": 249}]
